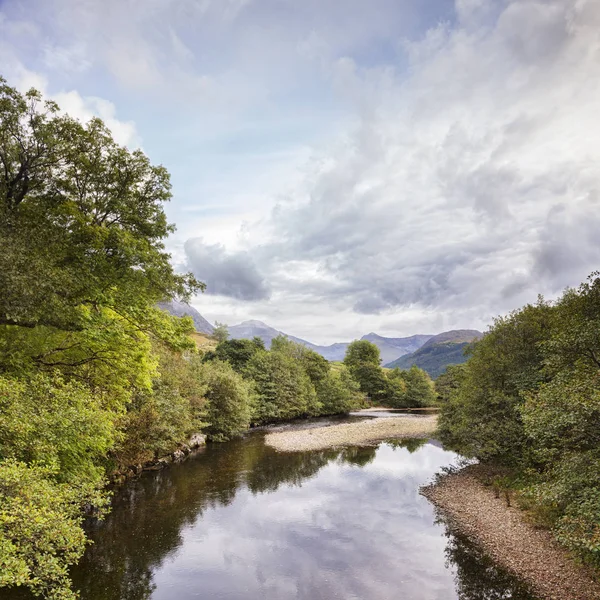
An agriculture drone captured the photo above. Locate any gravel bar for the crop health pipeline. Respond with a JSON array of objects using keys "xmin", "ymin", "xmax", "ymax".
[
  {"xmin": 264, "ymin": 415, "xmax": 437, "ymax": 452},
  {"xmin": 421, "ymin": 465, "xmax": 600, "ymax": 600}
]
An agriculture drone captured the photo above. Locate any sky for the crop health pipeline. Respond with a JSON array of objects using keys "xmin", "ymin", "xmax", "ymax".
[{"xmin": 1, "ymin": 0, "xmax": 599, "ymax": 344}]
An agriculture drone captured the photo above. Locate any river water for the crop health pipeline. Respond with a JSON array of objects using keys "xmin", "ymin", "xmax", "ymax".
[
  {"xmin": 60, "ymin": 422, "xmax": 537, "ymax": 600},
  {"xmin": 0, "ymin": 413, "xmax": 538, "ymax": 600}
]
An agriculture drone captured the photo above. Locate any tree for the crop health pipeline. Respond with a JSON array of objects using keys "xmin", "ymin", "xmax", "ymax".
[
  {"xmin": 0, "ymin": 77, "xmax": 206, "ymax": 597},
  {"xmin": 0, "ymin": 460, "xmax": 108, "ymax": 600},
  {"xmin": 343, "ymin": 340, "xmax": 388, "ymax": 402},
  {"xmin": 0, "ymin": 374, "xmax": 115, "ymax": 486},
  {"xmin": 384, "ymin": 369, "xmax": 408, "ymax": 408},
  {"xmin": 113, "ymin": 344, "xmax": 207, "ymax": 466},
  {"xmin": 399, "ymin": 366, "xmax": 437, "ymax": 408},
  {"xmin": 435, "ymin": 364, "xmax": 465, "ymax": 404},
  {"xmin": 213, "ymin": 322, "xmax": 229, "ymax": 343},
  {"xmin": 207, "ymin": 337, "xmax": 265, "ymax": 372},
  {"xmin": 271, "ymin": 335, "xmax": 329, "ymax": 385},
  {"xmin": 246, "ymin": 349, "xmax": 320, "ymax": 423},
  {"xmin": 317, "ymin": 369, "xmax": 365, "ymax": 415},
  {"xmin": 343, "ymin": 340, "xmax": 381, "ymax": 368},
  {"xmin": 203, "ymin": 361, "xmax": 254, "ymax": 441},
  {"xmin": 0, "ymin": 77, "xmax": 201, "ymax": 348},
  {"xmin": 438, "ymin": 300, "xmax": 553, "ymax": 464}
]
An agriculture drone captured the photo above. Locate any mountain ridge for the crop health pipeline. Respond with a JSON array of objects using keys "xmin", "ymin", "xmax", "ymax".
[
  {"xmin": 385, "ymin": 329, "xmax": 483, "ymax": 377},
  {"xmin": 159, "ymin": 302, "xmax": 482, "ymax": 367}
]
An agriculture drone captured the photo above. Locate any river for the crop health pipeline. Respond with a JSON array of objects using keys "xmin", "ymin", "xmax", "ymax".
[{"xmin": 1, "ymin": 417, "xmax": 539, "ymax": 600}]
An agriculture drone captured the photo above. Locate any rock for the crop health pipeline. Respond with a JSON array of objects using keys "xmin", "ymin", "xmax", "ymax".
[
  {"xmin": 188, "ymin": 433, "xmax": 206, "ymax": 448},
  {"xmin": 172, "ymin": 449, "xmax": 186, "ymax": 462}
]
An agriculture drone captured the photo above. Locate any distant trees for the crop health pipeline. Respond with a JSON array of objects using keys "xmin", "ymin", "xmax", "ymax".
[
  {"xmin": 438, "ymin": 274, "xmax": 600, "ymax": 566},
  {"xmin": 213, "ymin": 322, "xmax": 229, "ymax": 343},
  {"xmin": 206, "ymin": 337, "xmax": 265, "ymax": 372},
  {"xmin": 399, "ymin": 365, "xmax": 437, "ymax": 407},
  {"xmin": 344, "ymin": 339, "xmax": 381, "ymax": 368},
  {"xmin": 343, "ymin": 340, "xmax": 435, "ymax": 408},
  {"xmin": 246, "ymin": 344, "xmax": 320, "ymax": 423}
]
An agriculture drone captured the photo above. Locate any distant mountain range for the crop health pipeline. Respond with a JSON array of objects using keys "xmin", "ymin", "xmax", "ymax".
[
  {"xmin": 159, "ymin": 302, "xmax": 483, "ymax": 376},
  {"xmin": 385, "ymin": 330, "xmax": 483, "ymax": 378},
  {"xmin": 228, "ymin": 321, "xmax": 434, "ymax": 363}
]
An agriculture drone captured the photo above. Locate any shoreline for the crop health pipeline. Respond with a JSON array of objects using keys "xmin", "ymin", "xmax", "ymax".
[
  {"xmin": 421, "ymin": 464, "xmax": 600, "ymax": 600},
  {"xmin": 264, "ymin": 414, "xmax": 437, "ymax": 452}
]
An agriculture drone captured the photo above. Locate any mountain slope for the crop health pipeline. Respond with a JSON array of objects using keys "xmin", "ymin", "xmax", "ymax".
[
  {"xmin": 360, "ymin": 333, "xmax": 433, "ymax": 364},
  {"xmin": 385, "ymin": 330, "xmax": 483, "ymax": 378},
  {"xmin": 228, "ymin": 320, "xmax": 297, "ymax": 348},
  {"xmin": 158, "ymin": 300, "xmax": 215, "ymax": 334}
]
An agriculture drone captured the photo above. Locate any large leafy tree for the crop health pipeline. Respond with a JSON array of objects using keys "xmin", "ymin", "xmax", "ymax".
[
  {"xmin": 0, "ymin": 78, "xmax": 201, "ymax": 344},
  {"xmin": 0, "ymin": 77, "xmax": 205, "ymax": 597},
  {"xmin": 246, "ymin": 348, "xmax": 320, "ymax": 424}
]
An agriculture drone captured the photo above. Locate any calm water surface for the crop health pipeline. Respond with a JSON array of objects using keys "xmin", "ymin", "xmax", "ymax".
[
  {"xmin": 65, "ymin": 430, "xmax": 537, "ymax": 600},
  {"xmin": 0, "ymin": 424, "xmax": 538, "ymax": 600}
]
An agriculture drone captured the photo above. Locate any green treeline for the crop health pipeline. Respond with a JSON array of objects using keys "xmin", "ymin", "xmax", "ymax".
[
  {"xmin": 0, "ymin": 78, "xmax": 436, "ymax": 599},
  {"xmin": 342, "ymin": 339, "xmax": 437, "ymax": 408},
  {"xmin": 438, "ymin": 274, "xmax": 600, "ymax": 567}
]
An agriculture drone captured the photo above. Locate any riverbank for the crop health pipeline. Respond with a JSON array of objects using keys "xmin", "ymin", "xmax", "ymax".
[
  {"xmin": 421, "ymin": 465, "xmax": 600, "ymax": 600},
  {"xmin": 265, "ymin": 414, "xmax": 437, "ymax": 452}
]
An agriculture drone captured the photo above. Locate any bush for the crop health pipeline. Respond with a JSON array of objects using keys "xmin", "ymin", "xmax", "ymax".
[
  {"xmin": 317, "ymin": 369, "xmax": 365, "ymax": 415},
  {"xmin": 0, "ymin": 374, "xmax": 115, "ymax": 486},
  {"xmin": 203, "ymin": 360, "xmax": 254, "ymax": 441},
  {"xmin": 0, "ymin": 460, "xmax": 108, "ymax": 600},
  {"xmin": 113, "ymin": 346, "xmax": 207, "ymax": 466},
  {"xmin": 246, "ymin": 349, "xmax": 320, "ymax": 424}
]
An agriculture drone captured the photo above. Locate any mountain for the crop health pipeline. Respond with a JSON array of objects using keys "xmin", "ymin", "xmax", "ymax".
[
  {"xmin": 158, "ymin": 300, "xmax": 215, "ymax": 334},
  {"xmin": 228, "ymin": 321, "xmax": 433, "ymax": 363},
  {"xmin": 360, "ymin": 333, "xmax": 433, "ymax": 365},
  {"xmin": 385, "ymin": 329, "xmax": 483, "ymax": 378},
  {"xmin": 228, "ymin": 320, "xmax": 301, "ymax": 348}
]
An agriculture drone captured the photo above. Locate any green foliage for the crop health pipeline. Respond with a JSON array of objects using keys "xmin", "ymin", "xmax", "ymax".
[
  {"xmin": 0, "ymin": 79, "xmax": 201, "ymax": 337},
  {"xmin": 113, "ymin": 345, "xmax": 207, "ymax": 466},
  {"xmin": 316, "ymin": 369, "xmax": 365, "ymax": 415},
  {"xmin": 0, "ymin": 374, "xmax": 115, "ymax": 485},
  {"xmin": 0, "ymin": 77, "xmax": 206, "ymax": 597},
  {"xmin": 207, "ymin": 337, "xmax": 265, "ymax": 372},
  {"xmin": 0, "ymin": 460, "xmax": 108, "ymax": 600},
  {"xmin": 344, "ymin": 339, "xmax": 381, "ymax": 368},
  {"xmin": 203, "ymin": 360, "xmax": 253, "ymax": 442},
  {"xmin": 213, "ymin": 322, "xmax": 229, "ymax": 343},
  {"xmin": 439, "ymin": 275, "xmax": 600, "ymax": 566},
  {"xmin": 398, "ymin": 365, "xmax": 437, "ymax": 408},
  {"xmin": 246, "ymin": 348, "xmax": 320, "ymax": 424},
  {"xmin": 438, "ymin": 299, "xmax": 553, "ymax": 464},
  {"xmin": 384, "ymin": 369, "xmax": 408, "ymax": 408},
  {"xmin": 271, "ymin": 335, "xmax": 330, "ymax": 385},
  {"xmin": 435, "ymin": 364, "xmax": 465, "ymax": 404}
]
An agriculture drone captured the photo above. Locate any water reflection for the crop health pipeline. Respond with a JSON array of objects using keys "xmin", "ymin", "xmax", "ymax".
[{"xmin": 0, "ymin": 434, "xmax": 538, "ymax": 600}]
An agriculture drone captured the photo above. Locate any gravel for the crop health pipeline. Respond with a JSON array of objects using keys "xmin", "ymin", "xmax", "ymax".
[
  {"xmin": 421, "ymin": 464, "xmax": 600, "ymax": 600},
  {"xmin": 264, "ymin": 415, "xmax": 437, "ymax": 452}
]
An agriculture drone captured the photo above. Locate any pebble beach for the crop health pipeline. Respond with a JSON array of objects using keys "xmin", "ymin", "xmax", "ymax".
[{"xmin": 264, "ymin": 414, "xmax": 438, "ymax": 452}]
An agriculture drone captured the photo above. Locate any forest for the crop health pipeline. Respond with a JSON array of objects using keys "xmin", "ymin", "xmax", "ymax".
[
  {"xmin": 0, "ymin": 79, "xmax": 437, "ymax": 599},
  {"xmin": 437, "ymin": 275, "xmax": 600, "ymax": 568}
]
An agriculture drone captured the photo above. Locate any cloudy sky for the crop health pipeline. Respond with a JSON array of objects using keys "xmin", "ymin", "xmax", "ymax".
[{"xmin": 2, "ymin": 0, "xmax": 599, "ymax": 344}]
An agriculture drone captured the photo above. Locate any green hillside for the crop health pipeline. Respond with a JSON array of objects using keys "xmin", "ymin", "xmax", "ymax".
[{"xmin": 385, "ymin": 341, "xmax": 472, "ymax": 378}]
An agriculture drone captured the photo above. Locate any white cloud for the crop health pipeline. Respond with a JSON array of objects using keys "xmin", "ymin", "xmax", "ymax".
[
  {"xmin": 192, "ymin": 0, "xmax": 600, "ymax": 342},
  {"xmin": 2, "ymin": 0, "xmax": 599, "ymax": 343}
]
